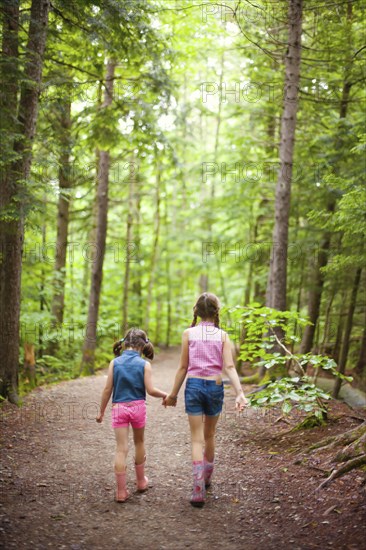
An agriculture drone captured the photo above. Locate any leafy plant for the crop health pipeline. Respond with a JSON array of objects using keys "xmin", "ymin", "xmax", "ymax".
[{"xmin": 222, "ymin": 305, "xmax": 353, "ymax": 423}]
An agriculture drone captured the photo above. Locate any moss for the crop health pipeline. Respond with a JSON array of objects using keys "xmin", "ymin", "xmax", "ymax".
[
  {"xmin": 291, "ymin": 414, "xmax": 326, "ymax": 431},
  {"xmin": 241, "ymin": 373, "xmax": 261, "ymax": 384}
]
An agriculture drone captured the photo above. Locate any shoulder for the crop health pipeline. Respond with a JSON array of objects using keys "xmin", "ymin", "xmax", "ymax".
[{"xmin": 144, "ymin": 361, "xmax": 152, "ymax": 372}]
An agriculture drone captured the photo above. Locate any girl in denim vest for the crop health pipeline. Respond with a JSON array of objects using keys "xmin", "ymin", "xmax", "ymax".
[
  {"xmin": 164, "ymin": 293, "xmax": 248, "ymax": 507},
  {"xmin": 96, "ymin": 328, "xmax": 167, "ymax": 502}
]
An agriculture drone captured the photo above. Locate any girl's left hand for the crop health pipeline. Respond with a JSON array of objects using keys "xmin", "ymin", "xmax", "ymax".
[{"xmin": 96, "ymin": 413, "xmax": 104, "ymax": 423}]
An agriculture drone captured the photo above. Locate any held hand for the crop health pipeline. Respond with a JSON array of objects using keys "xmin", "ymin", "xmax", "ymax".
[
  {"xmin": 235, "ymin": 393, "xmax": 248, "ymax": 412},
  {"xmin": 164, "ymin": 394, "xmax": 178, "ymax": 407},
  {"xmin": 96, "ymin": 412, "xmax": 104, "ymax": 423}
]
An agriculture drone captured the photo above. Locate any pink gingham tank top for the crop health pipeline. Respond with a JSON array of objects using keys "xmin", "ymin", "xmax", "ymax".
[{"xmin": 187, "ymin": 321, "xmax": 225, "ymax": 377}]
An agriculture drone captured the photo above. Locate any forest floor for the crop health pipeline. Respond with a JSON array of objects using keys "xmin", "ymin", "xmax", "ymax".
[{"xmin": 1, "ymin": 348, "xmax": 366, "ymax": 550}]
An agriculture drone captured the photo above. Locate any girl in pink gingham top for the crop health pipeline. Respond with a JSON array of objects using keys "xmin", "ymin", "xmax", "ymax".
[{"xmin": 164, "ymin": 293, "xmax": 248, "ymax": 507}]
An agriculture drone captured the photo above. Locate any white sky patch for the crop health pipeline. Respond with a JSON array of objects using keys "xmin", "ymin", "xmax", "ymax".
[
  {"xmin": 158, "ymin": 113, "xmax": 175, "ymax": 131},
  {"xmin": 119, "ymin": 115, "xmax": 134, "ymax": 134}
]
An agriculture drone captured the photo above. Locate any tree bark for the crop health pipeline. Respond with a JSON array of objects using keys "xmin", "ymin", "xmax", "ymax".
[
  {"xmin": 299, "ymin": 226, "xmax": 333, "ymax": 354},
  {"xmin": 300, "ymin": 0, "xmax": 353, "ymax": 355},
  {"xmin": 145, "ymin": 148, "xmax": 161, "ymax": 330},
  {"xmin": 0, "ymin": 0, "xmax": 50, "ymax": 403},
  {"xmin": 81, "ymin": 60, "xmax": 115, "ymax": 373},
  {"xmin": 355, "ymin": 308, "xmax": 366, "ymax": 376},
  {"xmin": 333, "ymin": 268, "xmax": 362, "ymax": 398},
  {"xmin": 266, "ymin": 0, "xmax": 303, "ymax": 317},
  {"xmin": 121, "ymin": 155, "xmax": 135, "ymax": 334},
  {"xmin": 49, "ymin": 95, "xmax": 72, "ymax": 352}
]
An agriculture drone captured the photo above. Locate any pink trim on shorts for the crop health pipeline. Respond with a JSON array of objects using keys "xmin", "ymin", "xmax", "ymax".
[{"xmin": 111, "ymin": 399, "xmax": 146, "ymax": 429}]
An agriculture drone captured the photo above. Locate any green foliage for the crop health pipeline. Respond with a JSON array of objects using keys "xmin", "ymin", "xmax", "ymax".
[
  {"xmin": 223, "ymin": 304, "xmax": 310, "ymax": 363},
  {"xmin": 6, "ymin": 0, "xmax": 364, "ymax": 396},
  {"xmin": 223, "ymin": 304, "xmax": 353, "ymax": 419},
  {"xmin": 248, "ymin": 376, "xmax": 331, "ymax": 421}
]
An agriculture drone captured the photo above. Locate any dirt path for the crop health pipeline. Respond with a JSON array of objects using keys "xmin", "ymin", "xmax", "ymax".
[{"xmin": 1, "ymin": 349, "xmax": 365, "ymax": 550}]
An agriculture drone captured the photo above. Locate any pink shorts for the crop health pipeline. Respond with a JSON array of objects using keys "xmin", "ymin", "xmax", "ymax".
[{"xmin": 111, "ymin": 400, "xmax": 146, "ymax": 429}]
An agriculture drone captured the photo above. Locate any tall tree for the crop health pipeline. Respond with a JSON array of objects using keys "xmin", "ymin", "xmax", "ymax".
[
  {"xmin": 121, "ymin": 153, "xmax": 137, "ymax": 334},
  {"xmin": 265, "ymin": 0, "xmax": 303, "ymax": 351},
  {"xmin": 48, "ymin": 92, "xmax": 72, "ymax": 352},
  {"xmin": 80, "ymin": 59, "xmax": 115, "ymax": 374},
  {"xmin": 300, "ymin": 0, "xmax": 354, "ymax": 354},
  {"xmin": 145, "ymin": 148, "xmax": 162, "ymax": 331},
  {"xmin": 333, "ymin": 267, "xmax": 362, "ymax": 398},
  {"xmin": 0, "ymin": 0, "xmax": 50, "ymax": 402}
]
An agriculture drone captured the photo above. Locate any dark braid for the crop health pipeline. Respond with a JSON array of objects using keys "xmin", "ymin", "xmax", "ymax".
[
  {"xmin": 191, "ymin": 313, "xmax": 198, "ymax": 327},
  {"xmin": 213, "ymin": 311, "xmax": 220, "ymax": 328}
]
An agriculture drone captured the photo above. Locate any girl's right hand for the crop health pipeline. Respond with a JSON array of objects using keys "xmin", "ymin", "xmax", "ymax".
[
  {"xmin": 96, "ymin": 413, "xmax": 104, "ymax": 423},
  {"xmin": 235, "ymin": 393, "xmax": 248, "ymax": 411}
]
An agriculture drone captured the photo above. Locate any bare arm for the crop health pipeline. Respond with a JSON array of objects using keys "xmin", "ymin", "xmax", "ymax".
[
  {"xmin": 164, "ymin": 330, "xmax": 189, "ymax": 406},
  {"xmin": 144, "ymin": 361, "xmax": 168, "ymax": 399},
  {"xmin": 96, "ymin": 360, "xmax": 114, "ymax": 422},
  {"xmin": 223, "ymin": 334, "xmax": 248, "ymax": 410}
]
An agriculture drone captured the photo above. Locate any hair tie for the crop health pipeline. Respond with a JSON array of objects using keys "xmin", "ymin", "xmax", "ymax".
[
  {"xmin": 120, "ymin": 338, "xmax": 125, "ymax": 343},
  {"xmin": 145, "ymin": 338, "xmax": 149, "ymax": 343}
]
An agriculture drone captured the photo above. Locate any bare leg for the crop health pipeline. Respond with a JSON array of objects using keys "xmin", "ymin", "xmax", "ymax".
[
  {"xmin": 114, "ymin": 427, "xmax": 129, "ymax": 472},
  {"xmin": 132, "ymin": 427, "xmax": 146, "ymax": 465},
  {"xmin": 203, "ymin": 415, "xmax": 220, "ymax": 462},
  {"xmin": 188, "ymin": 415, "xmax": 205, "ymax": 461}
]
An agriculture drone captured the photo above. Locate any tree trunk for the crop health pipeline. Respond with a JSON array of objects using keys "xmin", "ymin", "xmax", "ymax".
[
  {"xmin": 320, "ymin": 288, "xmax": 335, "ymax": 354},
  {"xmin": 38, "ymin": 219, "xmax": 47, "ymax": 357},
  {"xmin": 24, "ymin": 343, "xmax": 36, "ymax": 388},
  {"xmin": 0, "ymin": 0, "xmax": 50, "ymax": 403},
  {"xmin": 333, "ymin": 268, "xmax": 362, "ymax": 398},
  {"xmin": 266, "ymin": 0, "xmax": 303, "ymax": 317},
  {"xmin": 121, "ymin": 155, "xmax": 135, "ymax": 334},
  {"xmin": 333, "ymin": 300, "xmax": 345, "ymax": 364},
  {"xmin": 132, "ymin": 189, "xmax": 142, "ymax": 326},
  {"xmin": 145, "ymin": 149, "xmax": 161, "ymax": 330},
  {"xmin": 299, "ymin": 228, "xmax": 333, "ymax": 354},
  {"xmin": 165, "ymin": 256, "xmax": 172, "ymax": 347},
  {"xmin": 355, "ymin": 308, "xmax": 366, "ymax": 376},
  {"xmin": 81, "ymin": 60, "xmax": 115, "ymax": 374},
  {"xmin": 49, "ymin": 95, "xmax": 72, "ymax": 352},
  {"xmin": 300, "ymin": 0, "xmax": 353, "ymax": 355}
]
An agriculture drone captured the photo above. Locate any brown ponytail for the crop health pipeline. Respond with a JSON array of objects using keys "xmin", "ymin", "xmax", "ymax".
[
  {"xmin": 142, "ymin": 341, "xmax": 154, "ymax": 360},
  {"xmin": 113, "ymin": 340, "xmax": 124, "ymax": 357},
  {"xmin": 113, "ymin": 328, "xmax": 154, "ymax": 359},
  {"xmin": 191, "ymin": 292, "xmax": 220, "ymax": 328}
]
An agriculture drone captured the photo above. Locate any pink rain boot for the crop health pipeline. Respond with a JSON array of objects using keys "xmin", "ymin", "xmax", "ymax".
[
  {"xmin": 115, "ymin": 470, "xmax": 130, "ymax": 502},
  {"xmin": 190, "ymin": 460, "xmax": 205, "ymax": 508},
  {"xmin": 135, "ymin": 458, "xmax": 149, "ymax": 492},
  {"xmin": 204, "ymin": 454, "xmax": 214, "ymax": 489}
]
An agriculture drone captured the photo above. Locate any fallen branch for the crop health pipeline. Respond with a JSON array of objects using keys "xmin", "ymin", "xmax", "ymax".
[
  {"xmin": 334, "ymin": 432, "xmax": 366, "ymax": 463},
  {"xmin": 306, "ymin": 422, "xmax": 366, "ymax": 453},
  {"xmin": 317, "ymin": 454, "xmax": 366, "ymax": 490}
]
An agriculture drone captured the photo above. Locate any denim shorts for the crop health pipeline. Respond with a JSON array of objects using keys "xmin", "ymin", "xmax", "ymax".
[{"xmin": 185, "ymin": 378, "xmax": 224, "ymax": 417}]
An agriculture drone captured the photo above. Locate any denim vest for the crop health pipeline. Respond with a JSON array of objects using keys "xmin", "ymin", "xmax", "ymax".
[{"xmin": 112, "ymin": 350, "xmax": 146, "ymax": 403}]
